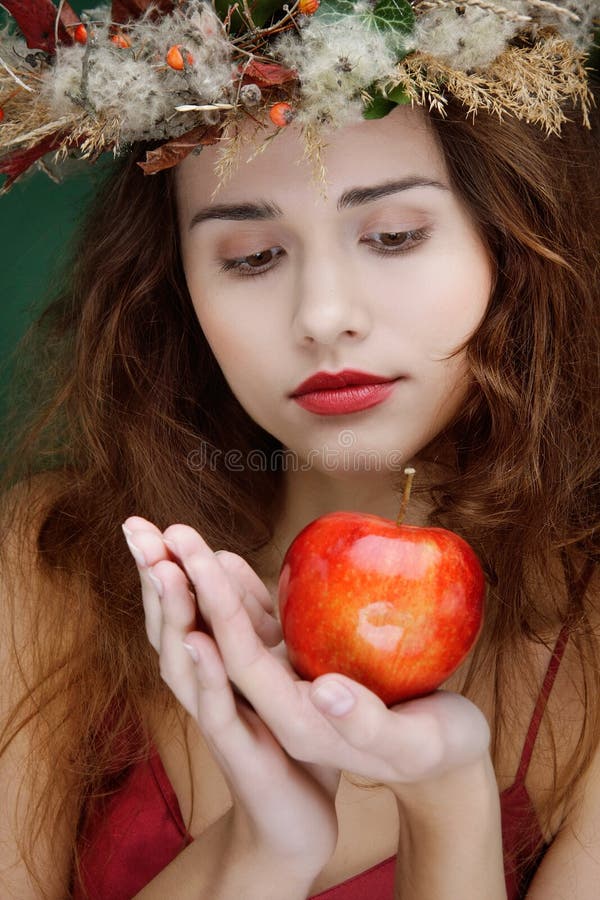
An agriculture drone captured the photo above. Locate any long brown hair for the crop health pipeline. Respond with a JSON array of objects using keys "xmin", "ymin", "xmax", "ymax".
[{"xmin": 1, "ymin": 84, "xmax": 598, "ymax": 896}]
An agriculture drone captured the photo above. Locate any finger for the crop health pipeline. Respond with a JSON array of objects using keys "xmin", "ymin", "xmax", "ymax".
[
  {"xmin": 122, "ymin": 521, "xmax": 172, "ymax": 651},
  {"xmin": 308, "ymin": 676, "xmax": 490, "ymax": 782},
  {"xmin": 183, "ymin": 632, "xmax": 339, "ymax": 857},
  {"xmin": 299, "ymin": 761, "xmax": 342, "ymax": 799},
  {"xmin": 214, "ymin": 550, "xmax": 282, "ymax": 646},
  {"xmin": 123, "ymin": 515, "xmax": 163, "ymax": 536},
  {"xmin": 163, "ymin": 525, "xmax": 282, "ymax": 647},
  {"xmin": 182, "ymin": 632, "xmax": 279, "ymax": 780},
  {"xmin": 213, "ymin": 550, "xmax": 275, "ymax": 614},
  {"xmin": 239, "ymin": 590, "xmax": 283, "ymax": 647},
  {"xmin": 155, "ymin": 560, "xmax": 201, "ymax": 714},
  {"xmin": 183, "ymin": 631, "xmax": 249, "ymax": 738},
  {"xmin": 164, "ymin": 528, "xmax": 302, "ymax": 721}
]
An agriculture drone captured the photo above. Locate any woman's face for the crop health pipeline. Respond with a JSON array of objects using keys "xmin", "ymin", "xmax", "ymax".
[{"xmin": 176, "ymin": 106, "xmax": 493, "ymax": 475}]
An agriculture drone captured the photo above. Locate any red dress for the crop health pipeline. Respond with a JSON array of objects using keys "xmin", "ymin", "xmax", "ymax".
[{"xmin": 72, "ymin": 562, "xmax": 595, "ymax": 900}]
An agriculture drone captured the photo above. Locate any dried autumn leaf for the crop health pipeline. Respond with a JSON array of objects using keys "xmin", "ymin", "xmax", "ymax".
[
  {"xmin": 241, "ymin": 60, "xmax": 297, "ymax": 87},
  {"xmin": 58, "ymin": 4, "xmax": 82, "ymax": 32},
  {"xmin": 137, "ymin": 125, "xmax": 222, "ymax": 175},
  {"xmin": 112, "ymin": 0, "xmax": 174, "ymax": 24},
  {"xmin": 2, "ymin": 0, "xmax": 78, "ymax": 52},
  {"xmin": 0, "ymin": 132, "xmax": 63, "ymax": 192}
]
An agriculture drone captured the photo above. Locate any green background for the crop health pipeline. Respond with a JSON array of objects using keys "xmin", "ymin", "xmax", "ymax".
[{"xmin": 0, "ymin": 2, "xmax": 113, "ymax": 418}]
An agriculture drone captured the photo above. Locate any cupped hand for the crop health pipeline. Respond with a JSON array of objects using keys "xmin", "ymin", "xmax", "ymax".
[
  {"xmin": 149, "ymin": 522, "xmax": 492, "ymax": 792},
  {"xmin": 122, "ymin": 515, "xmax": 339, "ymax": 880}
]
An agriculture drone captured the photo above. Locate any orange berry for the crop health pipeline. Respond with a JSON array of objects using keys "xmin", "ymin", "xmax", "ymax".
[
  {"xmin": 299, "ymin": 0, "xmax": 320, "ymax": 14},
  {"xmin": 269, "ymin": 102, "xmax": 295, "ymax": 127},
  {"xmin": 110, "ymin": 32, "xmax": 132, "ymax": 49},
  {"xmin": 166, "ymin": 44, "xmax": 194, "ymax": 71},
  {"xmin": 74, "ymin": 23, "xmax": 88, "ymax": 44}
]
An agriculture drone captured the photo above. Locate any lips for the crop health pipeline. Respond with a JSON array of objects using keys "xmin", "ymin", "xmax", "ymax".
[
  {"xmin": 290, "ymin": 369, "xmax": 398, "ymax": 398},
  {"xmin": 292, "ymin": 381, "xmax": 399, "ymax": 415}
]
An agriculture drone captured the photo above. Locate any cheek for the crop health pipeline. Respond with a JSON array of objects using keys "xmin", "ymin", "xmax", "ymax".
[
  {"xmin": 192, "ymin": 300, "xmax": 271, "ymax": 393},
  {"xmin": 412, "ymin": 255, "xmax": 491, "ymax": 354},
  {"xmin": 197, "ymin": 314, "xmax": 243, "ymax": 373}
]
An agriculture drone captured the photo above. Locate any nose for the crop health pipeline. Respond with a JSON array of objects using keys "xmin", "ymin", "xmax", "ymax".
[{"xmin": 290, "ymin": 243, "xmax": 371, "ymax": 347}]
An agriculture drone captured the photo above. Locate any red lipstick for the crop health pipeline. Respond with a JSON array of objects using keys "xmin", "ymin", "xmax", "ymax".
[{"xmin": 290, "ymin": 369, "xmax": 401, "ymax": 416}]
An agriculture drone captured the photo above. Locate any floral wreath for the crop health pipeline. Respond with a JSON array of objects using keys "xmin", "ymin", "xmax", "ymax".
[{"xmin": 0, "ymin": 0, "xmax": 597, "ymax": 191}]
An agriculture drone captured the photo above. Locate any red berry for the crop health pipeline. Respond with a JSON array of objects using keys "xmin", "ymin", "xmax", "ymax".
[
  {"xmin": 0, "ymin": 109, "xmax": 4, "ymax": 123},
  {"xmin": 166, "ymin": 44, "xmax": 194, "ymax": 71},
  {"xmin": 74, "ymin": 23, "xmax": 88, "ymax": 44},
  {"xmin": 110, "ymin": 32, "xmax": 131, "ymax": 49},
  {"xmin": 299, "ymin": 0, "xmax": 320, "ymax": 14},
  {"xmin": 269, "ymin": 102, "xmax": 295, "ymax": 127}
]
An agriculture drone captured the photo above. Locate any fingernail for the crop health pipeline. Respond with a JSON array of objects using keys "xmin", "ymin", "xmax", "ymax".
[
  {"xmin": 164, "ymin": 539, "xmax": 177, "ymax": 552},
  {"xmin": 122, "ymin": 523, "xmax": 134, "ymax": 538},
  {"xmin": 182, "ymin": 641, "xmax": 200, "ymax": 662},
  {"xmin": 311, "ymin": 682, "xmax": 355, "ymax": 717},
  {"xmin": 122, "ymin": 528, "xmax": 147, "ymax": 568},
  {"xmin": 148, "ymin": 570, "xmax": 164, "ymax": 597}
]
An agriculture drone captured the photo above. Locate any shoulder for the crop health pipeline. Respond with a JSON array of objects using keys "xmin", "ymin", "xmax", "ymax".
[
  {"xmin": 520, "ymin": 557, "xmax": 600, "ymax": 895},
  {"xmin": 527, "ymin": 701, "xmax": 600, "ymax": 897}
]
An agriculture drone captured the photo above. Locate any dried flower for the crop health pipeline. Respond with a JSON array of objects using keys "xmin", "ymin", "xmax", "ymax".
[
  {"xmin": 0, "ymin": 0, "xmax": 594, "ymax": 189},
  {"xmin": 240, "ymin": 83, "xmax": 262, "ymax": 106},
  {"xmin": 274, "ymin": 14, "xmax": 406, "ymax": 128}
]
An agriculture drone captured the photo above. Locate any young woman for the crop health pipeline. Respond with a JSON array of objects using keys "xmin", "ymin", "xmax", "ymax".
[{"xmin": 1, "ymin": 3, "xmax": 598, "ymax": 899}]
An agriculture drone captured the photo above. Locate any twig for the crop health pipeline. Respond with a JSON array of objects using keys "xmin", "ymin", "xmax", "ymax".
[
  {"xmin": 525, "ymin": 0, "xmax": 580, "ymax": 22},
  {"xmin": 55, "ymin": 0, "xmax": 67, "ymax": 52},
  {"xmin": 175, "ymin": 103, "xmax": 235, "ymax": 111},
  {"xmin": 416, "ymin": 0, "xmax": 581, "ymax": 23},
  {"xmin": 416, "ymin": 1, "xmax": 531, "ymax": 23},
  {"xmin": 0, "ymin": 54, "xmax": 34, "ymax": 92},
  {"xmin": 2, "ymin": 116, "xmax": 80, "ymax": 148}
]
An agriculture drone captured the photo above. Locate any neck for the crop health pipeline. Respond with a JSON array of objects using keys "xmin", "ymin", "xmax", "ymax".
[{"xmin": 256, "ymin": 454, "xmax": 452, "ymax": 591}]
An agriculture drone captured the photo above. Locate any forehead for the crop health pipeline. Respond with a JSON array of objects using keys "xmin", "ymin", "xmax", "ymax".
[{"xmin": 176, "ymin": 105, "xmax": 448, "ymax": 211}]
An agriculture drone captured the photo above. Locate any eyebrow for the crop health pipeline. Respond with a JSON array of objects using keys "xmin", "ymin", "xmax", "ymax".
[{"xmin": 188, "ymin": 177, "xmax": 450, "ymax": 229}]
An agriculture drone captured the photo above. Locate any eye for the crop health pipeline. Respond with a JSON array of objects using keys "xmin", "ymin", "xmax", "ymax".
[
  {"xmin": 217, "ymin": 227, "xmax": 431, "ymax": 279},
  {"xmin": 363, "ymin": 228, "xmax": 431, "ymax": 254},
  {"xmin": 219, "ymin": 246, "xmax": 284, "ymax": 277}
]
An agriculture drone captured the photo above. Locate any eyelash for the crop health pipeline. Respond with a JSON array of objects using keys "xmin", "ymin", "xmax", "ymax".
[{"xmin": 218, "ymin": 228, "xmax": 432, "ymax": 279}]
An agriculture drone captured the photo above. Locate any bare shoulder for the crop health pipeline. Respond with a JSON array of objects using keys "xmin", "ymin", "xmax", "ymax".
[
  {"xmin": 0, "ymin": 472, "xmax": 82, "ymax": 898},
  {"xmin": 527, "ymin": 681, "xmax": 600, "ymax": 897}
]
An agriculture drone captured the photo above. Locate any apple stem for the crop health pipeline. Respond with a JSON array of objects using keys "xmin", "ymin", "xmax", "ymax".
[{"xmin": 396, "ymin": 467, "xmax": 416, "ymax": 527}]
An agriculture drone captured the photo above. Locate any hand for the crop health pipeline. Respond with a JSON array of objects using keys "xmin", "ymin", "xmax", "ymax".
[
  {"xmin": 153, "ymin": 523, "xmax": 491, "ymax": 797},
  {"xmin": 122, "ymin": 516, "xmax": 339, "ymax": 882}
]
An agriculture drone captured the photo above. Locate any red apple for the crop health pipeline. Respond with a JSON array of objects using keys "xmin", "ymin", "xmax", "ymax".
[{"xmin": 278, "ymin": 510, "xmax": 485, "ymax": 705}]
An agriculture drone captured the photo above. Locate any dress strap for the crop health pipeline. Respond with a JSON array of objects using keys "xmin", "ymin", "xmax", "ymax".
[{"xmin": 514, "ymin": 555, "xmax": 597, "ymax": 785}]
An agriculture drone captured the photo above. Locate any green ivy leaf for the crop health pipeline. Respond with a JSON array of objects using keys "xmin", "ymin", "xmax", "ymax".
[
  {"xmin": 313, "ymin": 0, "xmax": 357, "ymax": 24},
  {"xmin": 314, "ymin": 0, "xmax": 414, "ymax": 56},
  {"xmin": 362, "ymin": 93, "xmax": 395, "ymax": 119},
  {"xmin": 364, "ymin": 0, "xmax": 415, "ymax": 38},
  {"xmin": 382, "ymin": 84, "xmax": 410, "ymax": 104},
  {"xmin": 362, "ymin": 81, "xmax": 410, "ymax": 119}
]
